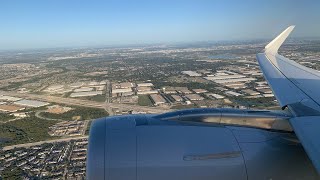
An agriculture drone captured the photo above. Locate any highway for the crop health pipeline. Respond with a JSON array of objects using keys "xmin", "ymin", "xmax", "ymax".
[
  {"xmin": 2, "ymin": 136, "xmax": 89, "ymax": 151},
  {"xmin": 0, "ymin": 90, "xmax": 170, "ymax": 114}
]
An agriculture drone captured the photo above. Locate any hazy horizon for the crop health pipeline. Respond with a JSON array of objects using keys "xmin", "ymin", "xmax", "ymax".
[{"xmin": 1, "ymin": 0, "xmax": 320, "ymax": 50}]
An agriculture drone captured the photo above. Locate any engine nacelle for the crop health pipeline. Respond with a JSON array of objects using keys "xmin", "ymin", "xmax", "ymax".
[{"xmin": 87, "ymin": 108, "xmax": 319, "ymax": 180}]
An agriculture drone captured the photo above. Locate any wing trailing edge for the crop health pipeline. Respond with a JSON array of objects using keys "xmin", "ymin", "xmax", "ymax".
[{"xmin": 257, "ymin": 26, "xmax": 320, "ymax": 174}]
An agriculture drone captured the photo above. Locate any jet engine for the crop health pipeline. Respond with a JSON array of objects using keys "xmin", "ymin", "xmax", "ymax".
[{"xmin": 87, "ymin": 108, "xmax": 319, "ymax": 180}]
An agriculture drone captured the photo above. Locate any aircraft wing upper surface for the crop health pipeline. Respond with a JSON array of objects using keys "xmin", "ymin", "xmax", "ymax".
[{"xmin": 256, "ymin": 26, "xmax": 320, "ymax": 173}]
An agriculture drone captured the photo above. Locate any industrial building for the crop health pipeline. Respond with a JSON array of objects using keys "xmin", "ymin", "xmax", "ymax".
[
  {"xmin": 95, "ymin": 85, "xmax": 105, "ymax": 90},
  {"xmin": 255, "ymin": 81, "xmax": 268, "ymax": 86},
  {"xmin": 206, "ymin": 93, "xmax": 225, "ymax": 99},
  {"xmin": 137, "ymin": 86, "xmax": 153, "ymax": 92},
  {"xmin": 181, "ymin": 71, "xmax": 202, "ymax": 77},
  {"xmin": 192, "ymin": 89, "xmax": 208, "ymax": 94},
  {"xmin": 213, "ymin": 77, "xmax": 256, "ymax": 84},
  {"xmin": 242, "ymin": 89, "xmax": 261, "ymax": 96},
  {"xmin": 112, "ymin": 88, "xmax": 132, "ymax": 94},
  {"xmin": 162, "ymin": 88, "xmax": 177, "ymax": 94},
  {"xmin": 70, "ymin": 91, "xmax": 103, "ymax": 98},
  {"xmin": 171, "ymin": 95, "xmax": 183, "ymax": 102},
  {"xmin": 178, "ymin": 89, "xmax": 193, "ymax": 94},
  {"xmin": 163, "ymin": 86, "xmax": 189, "ymax": 94},
  {"xmin": 204, "ymin": 71, "xmax": 256, "ymax": 88},
  {"xmin": 257, "ymin": 88, "xmax": 273, "ymax": 94},
  {"xmin": 225, "ymin": 91, "xmax": 243, "ymax": 97},
  {"xmin": 136, "ymin": 82, "xmax": 157, "ymax": 94},
  {"xmin": 150, "ymin": 94, "xmax": 167, "ymax": 105},
  {"xmin": 137, "ymin": 90, "xmax": 158, "ymax": 95},
  {"xmin": 204, "ymin": 74, "xmax": 245, "ymax": 81},
  {"xmin": 112, "ymin": 82, "xmax": 135, "ymax": 89},
  {"xmin": 185, "ymin": 94, "xmax": 204, "ymax": 101},
  {"xmin": 14, "ymin": 99, "xmax": 50, "ymax": 107},
  {"xmin": 263, "ymin": 94, "xmax": 274, "ymax": 97},
  {"xmin": 112, "ymin": 82, "xmax": 135, "ymax": 97},
  {"xmin": 224, "ymin": 83, "xmax": 247, "ymax": 89},
  {"xmin": 137, "ymin": 83, "xmax": 154, "ymax": 87}
]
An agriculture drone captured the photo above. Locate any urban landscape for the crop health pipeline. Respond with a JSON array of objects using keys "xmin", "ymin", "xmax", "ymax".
[{"xmin": 1, "ymin": 39, "xmax": 320, "ymax": 179}]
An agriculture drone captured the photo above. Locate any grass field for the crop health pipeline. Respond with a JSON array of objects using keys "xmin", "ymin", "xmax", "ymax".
[
  {"xmin": 138, "ymin": 95, "xmax": 153, "ymax": 106},
  {"xmin": 85, "ymin": 94, "xmax": 106, "ymax": 102}
]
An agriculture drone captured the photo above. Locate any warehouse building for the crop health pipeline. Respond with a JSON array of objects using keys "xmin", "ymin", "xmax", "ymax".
[
  {"xmin": 182, "ymin": 71, "xmax": 202, "ymax": 77},
  {"xmin": 14, "ymin": 99, "xmax": 50, "ymax": 107},
  {"xmin": 113, "ymin": 82, "xmax": 135, "ymax": 89},
  {"xmin": 242, "ymin": 89, "xmax": 261, "ymax": 96},
  {"xmin": 185, "ymin": 94, "xmax": 204, "ymax": 101},
  {"xmin": 192, "ymin": 89, "xmax": 208, "ymax": 94},
  {"xmin": 70, "ymin": 91, "xmax": 103, "ymax": 98},
  {"xmin": 257, "ymin": 88, "xmax": 273, "ymax": 94},
  {"xmin": 137, "ymin": 82, "xmax": 154, "ymax": 87},
  {"xmin": 178, "ymin": 89, "xmax": 193, "ymax": 94},
  {"xmin": 263, "ymin": 94, "xmax": 274, "ymax": 97},
  {"xmin": 112, "ymin": 88, "xmax": 133, "ymax": 97},
  {"xmin": 214, "ymin": 78, "xmax": 256, "ymax": 84},
  {"xmin": 171, "ymin": 95, "xmax": 183, "ymax": 102},
  {"xmin": 204, "ymin": 74, "xmax": 246, "ymax": 81},
  {"xmin": 150, "ymin": 94, "xmax": 167, "ymax": 106},
  {"xmin": 224, "ymin": 83, "xmax": 247, "ymax": 89},
  {"xmin": 225, "ymin": 91, "xmax": 243, "ymax": 97},
  {"xmin": 137, "ymin": 86, "xmax": 153, "ymax": 92},
  {"xmin": 137, "ymin": 90, "xmax": 158, "ymax": 95},
  {"xmin": 206, "ymin": 93, "xmax": 225, "ymax": 99}
]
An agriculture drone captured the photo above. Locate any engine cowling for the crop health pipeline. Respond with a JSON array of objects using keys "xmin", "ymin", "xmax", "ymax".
[{"xmin": 87, "ymin": 108, "xmax": 319, "ymax": 180}]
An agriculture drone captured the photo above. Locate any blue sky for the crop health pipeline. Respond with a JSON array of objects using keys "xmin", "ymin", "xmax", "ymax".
[{"xmin": 1, "ymin": 0, "xmax": 320, "ymax": 50}]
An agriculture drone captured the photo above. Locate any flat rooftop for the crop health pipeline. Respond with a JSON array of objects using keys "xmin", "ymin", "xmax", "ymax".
[
  {"xmin": 70, "ymin": 91, "xmax": 103, "ymax": 97},
  {"xmin": 150, "ymin": 94, "xmax": 166, "ymax": 104},
  {"xmin": 182, "ymin": 71, "xmax": 202, "ymax": 77},
  {"xmin": 185, "ymin": 94, "xmax": 204, "ymax": 101},
  {"xmin": 14, "ymin": 99, "xmax": 50, "ymax": 107},
  {"xmin": 137, "ymin": 83, "xmax": 154, "ymax": 87}
]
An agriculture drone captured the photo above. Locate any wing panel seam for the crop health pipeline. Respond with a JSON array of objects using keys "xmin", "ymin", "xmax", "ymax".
[{"xmin": 264, "ymin": 53, "xmax": 320, "ymax": 111}]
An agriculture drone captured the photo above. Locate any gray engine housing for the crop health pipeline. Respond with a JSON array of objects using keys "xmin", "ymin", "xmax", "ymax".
[{"xmin": 87, "ymin": 109, "xmax": 319, "ymax": 180}]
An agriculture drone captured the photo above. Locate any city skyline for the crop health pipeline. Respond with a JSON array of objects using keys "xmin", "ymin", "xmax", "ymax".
[{"xmin": 1, "ymin": 0, "xmax": 320, "ymax": 50}]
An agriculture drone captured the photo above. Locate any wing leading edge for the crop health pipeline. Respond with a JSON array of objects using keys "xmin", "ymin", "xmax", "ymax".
[{"xmin": 256, "ymin": 26, "xmax": 320, "ymax": 173}]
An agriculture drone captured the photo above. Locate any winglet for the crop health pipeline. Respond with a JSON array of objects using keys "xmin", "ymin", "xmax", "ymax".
[{"xmin": 265, "ymin": 26, "xmax": 295, "ymax": 54}]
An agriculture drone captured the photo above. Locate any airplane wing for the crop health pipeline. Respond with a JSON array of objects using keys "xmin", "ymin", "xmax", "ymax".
[{"xmin": 256, "ymin": 26, "xmax": 320, "ymax": 173}]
